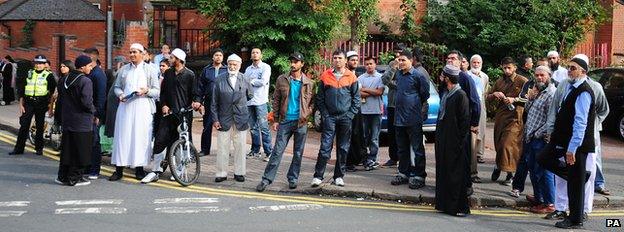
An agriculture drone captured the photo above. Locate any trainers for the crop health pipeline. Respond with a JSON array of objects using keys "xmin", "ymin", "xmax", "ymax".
[
  {"xmin": 408, "ymin": 177, "xmax": 425, "ymax": 189},
  {"xmin": 87, "ymin": 175, "xmax": 99, "ymax": 180},
  {"xmin": 141, "ymin": 172, "xmax": 159, "ymax": 183},
  {"xmin": 333, "ymin": 177, "xmax": 345, "ymax": 187},
  {"xmin": 55, "ymin": 178, "xmax": 69, "ymax": 186},
  {"xmin": 345, "ymin": 165, "xmax": 357, "ymax": 172},
  {"xmin": 256, "ymin": 180, "xmax": 269, "ymax": 192},
  {"xmin": 262, "ymin": 155, "xmax": 271, "ymax": 162},
  {"xmin": 391, "ymin": 175, "xmax": 409, "ymax": 185},
  {"xmin": 382, "ymin": 160, "xmax": 397, "ymax": 167},
  {"xmin": 500, "ymin": 173, "xmax": 513, "ymax": 186},
  {"xmin": 508, "ymin": 189, "xmax": 520, "ymax": 198},
  {"xmin": 74, "ymin": 177, "xmax": 91, "ymax": 186},
  {"xmin": 364, "ymin": 161, "xmax": 379, "ymax": 171},
  {"xmin": 311, "ymin": 178, "xmax": 322, "ymax": 187},
  {"xmin": 544, "ymin": 210, "xmax": 567, "ymax": 220},
  {"xmin": 247, "ymin": 151, "xmax": 259, "ymax": 158},
  {"xmin": 288, "ymin": 182, "xmax": 297, "ymax": 189},
  {"xmin": 169, "ymin": 176, "xmax": 176, "ymax": 181}
]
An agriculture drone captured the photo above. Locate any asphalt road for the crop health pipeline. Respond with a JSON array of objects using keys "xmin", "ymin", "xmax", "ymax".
[{"xmin": 0, "ymin": 132, "xmax": 622, "ymax": 232}]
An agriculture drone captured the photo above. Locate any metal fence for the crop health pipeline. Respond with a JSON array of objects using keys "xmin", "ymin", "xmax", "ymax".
[{"xmin": 574, "ymin": 42, "xmax": 609, "ymax": 68}]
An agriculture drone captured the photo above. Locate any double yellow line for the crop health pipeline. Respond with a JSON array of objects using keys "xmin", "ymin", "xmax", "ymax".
[{"xmin": 1, "ymin": 132, "xmax": 622, "ymax": 217}]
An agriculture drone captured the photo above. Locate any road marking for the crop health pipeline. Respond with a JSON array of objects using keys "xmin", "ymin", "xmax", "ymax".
[
  {"xmin": 55, "ymin": 199, "xmax": 123, "ymax": 206},
  {"xmin": 0, "ymin": 211, "xmax": 27, "ymax": 217},
  {"xmin": 0, "ymin": 201, "xmax": 30, "ymax": 207},
  {"xmin": 54, "ymin": 207, "xmax": 127, "ymax": 215},
  {"xmin": 153, "ymin": 198, "xmax": 219, "ymax": 204},
  {"xmin": 249, "ymin": 204, "xmax": 323, "ymax": 212},
  {"xmin": 3, "ymin": 133, "xmax": 624, "ymax": 218},
  {"xmin": 154, "ymin": 206, "xmax": 229, "ymax": 214}
]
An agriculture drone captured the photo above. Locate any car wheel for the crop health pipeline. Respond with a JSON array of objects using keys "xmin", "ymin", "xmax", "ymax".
[
  {"xmin": 314, "ymin": 110, "xmax": 322, "ymax": 132},
  {"xmin": 618, "ymin": 114, "xmax": 624, "ymax": 141},
  {"xmin": 424, "ymin": 132, "xmax": 435, "ymax": 143}
]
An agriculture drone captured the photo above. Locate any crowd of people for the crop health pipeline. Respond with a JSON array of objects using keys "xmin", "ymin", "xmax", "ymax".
[{"xmin": 1, "ymin": 40, "xmax": 611, "ymax": 229}]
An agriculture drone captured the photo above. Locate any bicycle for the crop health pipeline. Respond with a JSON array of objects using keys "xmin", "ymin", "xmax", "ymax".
[
  {"xmin": 161, "ymin": 106, "xmax": 201, "ymax": 186},
  {"xmin": 28, "ymin": 113, "xmax": 62, "ymax": 151}
]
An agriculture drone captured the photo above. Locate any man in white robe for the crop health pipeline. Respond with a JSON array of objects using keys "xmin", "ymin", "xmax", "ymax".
[{"xmin": 109, "ymin": 43, "xmax": 160, "ymax": 181}]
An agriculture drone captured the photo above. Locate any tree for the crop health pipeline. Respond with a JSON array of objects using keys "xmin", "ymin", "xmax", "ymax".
[
  {"xmin": 175, "ymin": 0, "xmax": 347, "ymax": 74},
  {"xmin": 347, "ymin": 0, "xmax": 379, "ymax": 51},
  {"xmin": 421, "ymin": 0, "xmax": 607, "ymax": 68}
]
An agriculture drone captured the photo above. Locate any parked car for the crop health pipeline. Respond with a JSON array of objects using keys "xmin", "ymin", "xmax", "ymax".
[
  {"xmin": 587, "ymin": 67, "xmax": 624, "ymax": 141},
  {"xmin": 312, "ymin": 66, "xmax": 440, "ymax": 142}
]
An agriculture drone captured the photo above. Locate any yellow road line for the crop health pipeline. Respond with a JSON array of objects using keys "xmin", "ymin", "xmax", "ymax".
[{"xmin": 2, "ymin": 133, "xmax": 624, "ymax": 217}]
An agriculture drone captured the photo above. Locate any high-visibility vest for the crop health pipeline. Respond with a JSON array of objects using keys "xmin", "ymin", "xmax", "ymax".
[{"xmin": 24, "ymin": 70, "xmax": 51, "ymax": 97}]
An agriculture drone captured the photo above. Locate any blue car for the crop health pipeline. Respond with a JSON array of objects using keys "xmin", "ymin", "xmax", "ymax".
[
  {"xmin": 312, "ymin": 66, "xmax": 440, "ymax": 142},
  {"xmin": 380, "ymin": 77, "xmax": 440, "ymax": 142}
]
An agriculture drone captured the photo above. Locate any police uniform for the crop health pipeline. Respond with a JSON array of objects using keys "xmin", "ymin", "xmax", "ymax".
[{"xmin": 9, "ymin": 55, "xmax": 57, "ymax": 155}]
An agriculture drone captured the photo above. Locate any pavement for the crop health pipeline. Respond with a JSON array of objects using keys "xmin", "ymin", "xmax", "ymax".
[
  {"xmin": 1, "ymin": 102, "xmax": 623, "ymax": 211},
  {"xmin": 4, "ymin": 140, "xmax": 623, "ymax": 232}
]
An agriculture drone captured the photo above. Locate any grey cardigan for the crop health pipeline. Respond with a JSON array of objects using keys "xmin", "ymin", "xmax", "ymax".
[
  {"xmin": 112, "ymin": 62, "xmax": 160, "ymax": 114},
  {"xmin": 210, "ymin": 72, "xmax": 250, "ymax": 131},
  {"xmin": 546, "ymin": 77, "xmax": 609, "ymax": 134}
]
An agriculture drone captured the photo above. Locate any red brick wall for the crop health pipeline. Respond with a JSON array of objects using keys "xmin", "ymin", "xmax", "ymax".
[
  {"xmin": 179, "ymin": 10, "xmax": 211, "ymax": 30},
  {"xmin": 371, "ymin": 0, "xmax": 428, "ymax": 35},
  {"xmin": 611, "ymin": 1, "xmax": 624, "ymax": 64},
  {"xmin": 113, "ymin": 1, "xmax": 144, "ymax": 21},
  {"xmin": 1, "ymin": 21, "xmax": 149, "ymax": 72},
  {"xmin": 1, "ymin": 21, "xmax": 105, "ymax": 48}
]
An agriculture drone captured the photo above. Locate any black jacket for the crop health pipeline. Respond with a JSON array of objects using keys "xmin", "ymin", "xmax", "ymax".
[
  {"xmin": 160, "ymin": 67, "xmax": 201, "ymax": 113},
  {"xmin": 55, "ymin": 70, "xmax": 95, "ymax": 132}
]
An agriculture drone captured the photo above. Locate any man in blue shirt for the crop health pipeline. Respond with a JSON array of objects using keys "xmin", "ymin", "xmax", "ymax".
[
  {"xmin": 198, "ymin": 49, "xmax": 228, "ymax": 156},
  {"xmin": 390, "ymin": 50, "xmax": 430, "ymax": 189},
  {"xmin": 539, "ymin": 55, "xmax": 596, "ymax": 229},
  {"xmin": 256, "ymin": 53, "xmax": 314, "ymax": 192}
]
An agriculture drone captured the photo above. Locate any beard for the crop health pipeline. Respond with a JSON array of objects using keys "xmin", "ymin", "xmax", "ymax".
[
  {"xmin": 228, "ymin": 69, "xmax": 238, "ymax": 75},
  {"xmin": 535, "ymin": 81, "xmax": 547, "ymax": 91},
  {"xmin": 550, "ymin": 62, "xmax": 559, "ymax": 70},
  {"xmin": 470, "ymin": 67, "xmax": 481, "ymax": 75}
]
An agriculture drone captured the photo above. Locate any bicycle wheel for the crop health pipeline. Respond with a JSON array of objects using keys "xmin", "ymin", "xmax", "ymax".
[{"xmin": 167, "ymin": 139, "xmax": 201, "ymax": 186}]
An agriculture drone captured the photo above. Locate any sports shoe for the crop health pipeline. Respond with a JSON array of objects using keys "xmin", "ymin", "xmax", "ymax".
[
  {"xmin": 382, "ymin": 160, "xmax": 397, "ymax": 167},
  {"xmin": 55, "ymin": 178, "xmax": 69, "ymax": 186},
  {"xmin": 74, "ymin": 177, "xmax": 91, "ymax": 186},
  {"xmin": 555, "ymin": 218, "xmax": 583, "ymax": 229},
  {"xmin": 87, "ymin": 175, "xmax": 99, "ymax": 180},
  {"xmin": 141, "ymin": 172, "xmax": 159, "ymax": 183},
  {"xmin": 345, "ymin": 165, "xmax": 357, "ymax": 172},
  {"xmin": 500, "ymin": 173, "xmax": 513, "ymax": 186},
  {"xmin": 333, "ymin": 177, "xmax": 345, "ymax": 187},
  {"xmin": 544, "ymin": 210, "xmax": 567, "ymax": 220},
  {"xmin": 311, "ymin": 178, "xmax": 322, "ymax": 187},
  {"xmin": 247, "ymin": 151, "xmax": 259, "ymax": 158},
  {"xmin": 169, "ymin": 176, "xmax": 175, "ymax": 181},
  {"xmin": 391, "ymin": 175, "xmax": 409, "ymax": 185},
  {"xmin": 263, "ymin": 155, "xmax": 271, "ymax": 162},
  {"xmin": 256, "ymin": 180, "xmax": 269, "ymax": 192},
  {"xmin": 364, "ymin": 161, "xmax": 379, "ymax": 171},
  {"xmin": 408, "ymin": 177, "xmax": 425, "ymax": 189},
  {"xmin": 288, "ymin": 182, "xmax": 297, "ymax": 189},
  {"xmin": 508, "ymin": 189, "xmax": 520, "ymax": 198}
]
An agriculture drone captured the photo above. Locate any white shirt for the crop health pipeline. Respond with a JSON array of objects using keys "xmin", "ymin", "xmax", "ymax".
[
  {"xmin": 244, "ymin": 61, "xmax": 271, "ymax": 106},
  {"xmin": 552, "ymin": 66, "xmax": 568, "ymax": 83},
  {"xmin": 228, "ymin": 73, "xmax": 237, "ymax": 87}
]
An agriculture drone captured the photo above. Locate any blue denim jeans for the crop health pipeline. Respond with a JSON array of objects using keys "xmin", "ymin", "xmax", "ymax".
[
  {"xmin": 248, "ymin": 104, "xmax": 272, "ymax": 155},
  {"xmin": 89, "ymin": 123, "xmax": 102, "ymax": 175},
  {"xmin": 261, "ymin": 120, "xmax": 307, "ymax": 184},
  {"xmin": 522, "ymin": 139, "xmax": 555, "ymax": 204},
  {"xmin": 314, "ymin": 114, "xmax": 352, "ymax": 180},
  {"xmin": 361, "ymin": 114, "xmax": 381, "ymax": 164},
  {"xmin": 396, "ymin": 124, "xmax": 426, "ymax": 180}
]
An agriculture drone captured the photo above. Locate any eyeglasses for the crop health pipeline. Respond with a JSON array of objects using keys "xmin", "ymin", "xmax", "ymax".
[{"xmin": 567, "ymin": 66, "xmax": 578, "ymax": 71}]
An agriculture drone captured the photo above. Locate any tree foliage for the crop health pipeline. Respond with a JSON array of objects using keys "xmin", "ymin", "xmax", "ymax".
[
  {"xmin": 175, "ymin": 0, "xmax": 347, "ymax": 74},
  {"xmin": 422, "ymin": 0, "xmax": 607, "ymax": 68},
  {"xmin": 347, "ymin": 0, "xmax": 379, "ymax": 50}
]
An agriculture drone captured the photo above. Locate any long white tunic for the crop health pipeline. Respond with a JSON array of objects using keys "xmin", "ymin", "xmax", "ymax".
[{"xmin": 112, "ymin": 63, "xmax": 153, "ymax": 167}]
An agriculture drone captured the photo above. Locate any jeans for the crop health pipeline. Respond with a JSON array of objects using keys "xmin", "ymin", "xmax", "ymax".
[
  {"xmin": 89, "ymin": 123, "xmax": 102, "ymax": 175},
  {"xmin": 361, "ymin": 114, "xmax": 381, "ymax": 164},
  {"xmin": 396, "ymin": 124, "xmax": 426, "ymax": 180},
  {"xmin": 248, "ymin": 104, "xmax": 272, "ymax": 155},
  {"xmin": 262, "ymin": 120, "xmax": 307, "ymax": 184},
  {"xmin": 314, "ymin": 114, "xmax": 352, "ymax": 180},
  {"xmin": 201, "ymin": 113, "xmax": 213, "ymax": 154},
  {"xmin": 512, "ymin": 142, "xmax": 530, "ymax": 192},
  {"xmin": 387, "ymin": 107, "xmax": 398, "ymax": 161},
  {"xmin": 525, "ymin": 139, "xmax": 555, "ymax": 205}
]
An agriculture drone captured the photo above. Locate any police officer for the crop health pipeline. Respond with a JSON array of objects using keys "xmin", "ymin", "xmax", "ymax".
[{"xmin": 9, "ymin": 55, "xmax": 57, "ymax": 156}]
